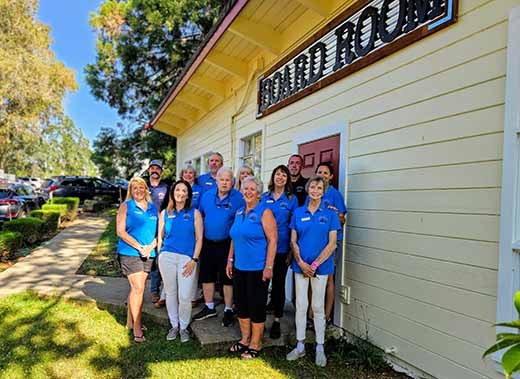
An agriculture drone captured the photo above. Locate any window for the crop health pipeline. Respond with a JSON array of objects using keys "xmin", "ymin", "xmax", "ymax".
[
  {"xmin": 185, "ymin": 157, "xmax": 202, "ymax": 176},
  {"xmin": 239, "ymin": 133, "xmax": 262, "ymax": 177}
]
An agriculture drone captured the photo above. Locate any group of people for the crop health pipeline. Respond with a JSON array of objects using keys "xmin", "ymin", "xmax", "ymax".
[{"xmin": 116, "ymin": 152, "xmax": 347, "ymax": 367}]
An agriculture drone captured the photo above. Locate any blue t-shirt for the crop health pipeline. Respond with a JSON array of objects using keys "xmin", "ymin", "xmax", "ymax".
[
  {"xmin": 117, "ymin": 199, "xmax": 158, "ymax": 257},
  {"xmin": 191, "ymin": 183, "xmax": 203, "ymax": 209},
  {"xmin": 160, "ymin": 207, "xmax": 196, "ymax": 258},
  {"xmin": 261, "ymin": 191, "xmax": 298, "ymax": 254},
  {"xmin": 305, "ymin": 185, "xmax": 347, "ymax": 240},
  {"xmin": 197, "ymin": 173, "xmax": 217, "ymax": 193},
  {"xmin": 290, "ymin": 203, "xmax": 341, "ymax": 275},
  {"xmin": 230, "ymin": 203, "xmax": 269, "ymax": 271},
  {"xmin": 148, "ymin": 180, "xmax": 169, "ymax": 211},
  {"xmin": 199, "ymin": 188, "xmax": 245, "ymax": 241}
]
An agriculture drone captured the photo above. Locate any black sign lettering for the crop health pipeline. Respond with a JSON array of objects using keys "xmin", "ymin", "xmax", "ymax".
[
  {"xmin": 293, "ymin": 54, "xmax": 308, "ymax": 92},
  {"xmin": 333, "ymin": 21, "xmax": 356, "ymax": 71},
  {"xmin": 379, "ymin": 0, "xmax": 406, "ymax": 43},
  {"xmin": 355, "ymin": 6, "xmax": 379, "ymax": 57},
  {"xmin": 308, "ymin": 42, "xmax": 327, "ymax": 85}
]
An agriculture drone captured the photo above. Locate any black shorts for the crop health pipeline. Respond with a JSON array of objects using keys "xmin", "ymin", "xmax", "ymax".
[
  {"xmin": 199, "ymin": 238, "xmax": 233, "ymax": 285},
  {"xmin": 233, "ymin": 268, "xmax": 268, "ymax": 323},
  {"xmin": 118, "ymin": 254, "xmax": 155, "ymax": 277}
]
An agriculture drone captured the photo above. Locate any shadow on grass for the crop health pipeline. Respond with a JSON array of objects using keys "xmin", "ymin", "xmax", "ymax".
[{"xmin": 0, "ymin": 292, "xmax": 408, "ymax": 379}]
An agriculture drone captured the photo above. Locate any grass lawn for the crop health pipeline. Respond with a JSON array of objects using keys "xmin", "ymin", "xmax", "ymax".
[
  {"xmin": 77, "ymin": 209, "xmax": 122, "ymax": 277},
  {"xmin": 0, "ymin": 292, "xmax": 407, "ymax": 379}
]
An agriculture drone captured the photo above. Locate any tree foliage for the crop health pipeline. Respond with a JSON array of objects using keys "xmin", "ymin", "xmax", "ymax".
[
  {"xmin": 0, "ymin": 0, "xmax": 95, "ymax": 177},
  {"xmin": 92, "ymin": 127, "xmax": 176, "ymax": 180},
  {"xmin": 85, "ymin": 0, "xmax": 223, "ymax": 122}
]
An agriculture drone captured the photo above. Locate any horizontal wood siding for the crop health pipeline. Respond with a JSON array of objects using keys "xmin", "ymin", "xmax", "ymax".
[{"xmin": 172, "ymin": 0, "xmax": 517, "ymax": 377}]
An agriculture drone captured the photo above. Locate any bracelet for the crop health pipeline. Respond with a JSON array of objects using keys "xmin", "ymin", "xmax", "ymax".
[
  {"xmin": 228, "ymin": 258, "xmax": 234, "ymax": 262},
  {"xmin": 311, "ymin": 261, "xmax": 319, "ymax": 270},
  {"xmin": 265, "ymin": 265, "xmax": 273, "ymax": 270},
  {"xmin": 191, "ymin": 257, "xmax": 199, "ymax": 263}
]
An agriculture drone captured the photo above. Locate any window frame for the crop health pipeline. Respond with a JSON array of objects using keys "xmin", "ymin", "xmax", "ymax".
[
  {"xmin": 238, "ymin": 132, "xmax": 263, "ymax": 180},
  {"xmin": 495, "ymin": 5, "xmax": 520, "ymax": 371}
]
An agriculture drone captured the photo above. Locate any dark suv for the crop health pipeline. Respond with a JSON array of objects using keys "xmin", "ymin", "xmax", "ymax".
[{"xmin": 44, "ymin": 176, "xmax": 126, "ymax": 204}]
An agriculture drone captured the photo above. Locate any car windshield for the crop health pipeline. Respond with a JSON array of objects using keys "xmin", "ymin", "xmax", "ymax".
[{"xmin": 0, "ymin": 190, "xmax": 13, "ymax": 199}]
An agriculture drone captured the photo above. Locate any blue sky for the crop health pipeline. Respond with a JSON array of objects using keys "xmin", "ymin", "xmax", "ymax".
[{"xmin": 37, "ymin": 0, "xmax": 132, "ymax": 143}]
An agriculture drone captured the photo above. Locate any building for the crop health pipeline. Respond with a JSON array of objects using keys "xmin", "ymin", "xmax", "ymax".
[{"xmin": 148, "ymin": 1, "xmax": 520, "ymax": 378}]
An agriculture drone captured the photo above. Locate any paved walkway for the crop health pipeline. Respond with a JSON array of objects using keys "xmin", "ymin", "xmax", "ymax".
[{"xmin": 0, "ymin": 215, "xmax": 305, "ymax": 348}]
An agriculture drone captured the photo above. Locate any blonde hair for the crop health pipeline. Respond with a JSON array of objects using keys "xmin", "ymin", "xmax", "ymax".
[{"xmin": 126, "ymin": 177, "xmax": 152, "ymax": 202}]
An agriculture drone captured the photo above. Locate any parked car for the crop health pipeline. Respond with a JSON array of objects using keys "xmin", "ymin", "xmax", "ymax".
[
  {"xmin": 18, "ymin": 176, "xmax": 42, "ymax": 190},
  {"xmin": 109, "ymin": 178, "xmax": 129, "ymax": 190},
  {"xmin": 0, "ymin": 184, "xmax": 42, "ymax": 222},
  {"xmin": 45, "ymin": 176, "xmax": 126, "ymax": 204}
]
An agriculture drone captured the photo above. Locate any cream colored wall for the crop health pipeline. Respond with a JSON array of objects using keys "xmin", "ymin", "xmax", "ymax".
[{"xmin": 176, "ymin": 0, "xmax": 517, "ymax": 378}]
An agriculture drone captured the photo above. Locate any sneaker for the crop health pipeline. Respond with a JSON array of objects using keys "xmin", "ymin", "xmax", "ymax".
[
  {"xmin": 151, "ymin": 292, "xmax": 160, "ymax": 303},
  {"xmin": 269, "ymin": 320, "xmax": 281, "ymax": 339},
  {"xmin": 315, "ymin": 350, "xmax": 327, "ymax": 367},
  {"xmin": 286, "ymin": 347, "xmax": 306, "ymax": 361},
  {"xmin": 166, "ymin": 327, "xmax": 178, "ymax": 341},
  {"xmin": 222, "ymin": 309, "xmax": 235, "ymax": 327},
  {"xmin": 193, "ymin": 305, "xmax": 217, "ymax": 321},
  {"xmin": 180, "ymin": 328, "xmax": 190, "ymax": 343}
]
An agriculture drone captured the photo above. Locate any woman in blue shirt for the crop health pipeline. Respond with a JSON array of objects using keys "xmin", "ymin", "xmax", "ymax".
[
  {"xmin": 180, "ymin": 164, "xmax": 204, "ymax": 209},
  {"xmin": 116, "ymin": 177, "xmax": 158, "ymax": 343},
  {"xmin": 315, "ymin": 161, "xmax": 347, "ymax": 326},
  {"xmin": 287, "ymin": 175, "xmax": 340, "ymax": 367},
  {"xmin": 157, "ymin": 179, "xmax": 203, "ymax": 343},
  {"xmin": 226, "ymin": 176, "xmax": 277, "ymax": 359},
  {"xmin": 261, "ymin": 164, "xmax": 298, "ymax": 339}
]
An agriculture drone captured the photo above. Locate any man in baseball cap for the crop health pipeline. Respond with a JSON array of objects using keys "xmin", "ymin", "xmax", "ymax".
[{"xmin": 145, "ymin": 159, "xmax": 170, "ymax": 306}]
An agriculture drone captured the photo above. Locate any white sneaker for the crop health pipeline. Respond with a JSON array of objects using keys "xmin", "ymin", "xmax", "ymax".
[
  {"xmin": 166, "ymin": 327, "xmax": 178, "ymax": 341},
  {"xmin": 315, "ymin": 350, "xmax": 327, "ymax": 367},
  {"xmin": 286, "ymin": 347, "xmax": 306, "ymax": 361},
  {"xmin": 180, "ymin": 328, "xmax": 190, "ymax": 343}
]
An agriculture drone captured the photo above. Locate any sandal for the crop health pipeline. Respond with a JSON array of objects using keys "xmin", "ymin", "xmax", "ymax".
[
  {"xmin": 228, "ymin": 341, "xmax": 249, "ymax": 353},
  {"xmin": 241, "ymin": 348, "xmax": 260, "ymax": 360},
  {"xmin": 133, "ymin": 334, "xmax": 146, "ymax": 343}
]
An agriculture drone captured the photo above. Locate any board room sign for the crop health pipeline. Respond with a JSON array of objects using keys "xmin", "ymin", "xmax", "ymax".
[{"xmin": 256, "ymin": 0, "xmax": 458, "ymax": 118}]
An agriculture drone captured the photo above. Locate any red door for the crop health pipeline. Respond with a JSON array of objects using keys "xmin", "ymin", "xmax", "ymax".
[{"xmin": 298, "ymin": 134, "xmax": 340, "ymax": 188}]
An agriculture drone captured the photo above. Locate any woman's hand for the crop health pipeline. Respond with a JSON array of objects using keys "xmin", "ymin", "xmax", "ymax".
[
  {"xmin": 226, "ymin": 261, "xmax": 233, "ymax": 279},
  {"xmin": 299, "ymin": 261, "xmax": 315, "ymax": 278},
  {"xmin": 182, "ymin": 259, "xmax": 196, "ymax": 277},
  {"xmin": 140, "ymin": 244, "xmax": 153, "ymax": 258},
  {"xmin": 262, "ymin": 267, "xmax": 273, "ymax": 281}
]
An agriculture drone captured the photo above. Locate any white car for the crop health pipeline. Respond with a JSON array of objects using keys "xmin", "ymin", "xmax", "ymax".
[{"xmin": 18, "ymin": 177, "xmax": 42, "ymax": 190}]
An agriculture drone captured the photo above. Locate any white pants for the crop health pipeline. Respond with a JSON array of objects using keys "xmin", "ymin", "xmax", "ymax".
[
  {"xmin": 294, "ymin": 273, "xmax": 328, "ymax": 344},
  {"xmin": 159, "ymin": 252, "xmax": 198, "ymax": 330}
]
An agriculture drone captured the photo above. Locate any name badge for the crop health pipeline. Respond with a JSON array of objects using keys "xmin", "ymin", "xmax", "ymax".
[
  {"xmin": 168, "ymin": 214, "xmax": 176, "ymax": 219},
  {"xmin": 301, "ymin": 217, "xmax": 310, "ymax": 222},
  {"xmin": 206, "ymin": 182, "xmax": 213, "ymax": 186},
  {"xmin": 134, "ymin": 211, "xmax": 143, "ymax": 215},
  {"xmin": 266, "ymin": 199, "xmax": 274, "ymax": 204},
  {"xmin": 236, "ymin": 210, "xmax": 243, "ymax": 215}
]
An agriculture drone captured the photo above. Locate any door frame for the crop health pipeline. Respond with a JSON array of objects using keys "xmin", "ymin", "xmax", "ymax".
[{"xmin": 290, "ymin": 121, "xmax": 350, "ymax": 326}]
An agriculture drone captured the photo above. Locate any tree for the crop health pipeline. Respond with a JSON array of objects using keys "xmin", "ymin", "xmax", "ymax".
[
  {"xmin": 0, "ymin": 0, "xmax": 95, "ymax": 177},
  {"xmin": 91, "ymin": 127, "xmax": 121, "ymax": 179},
  {"xmin": 85, "ymin": 0, "xmax": 223, "ymax": 122}
]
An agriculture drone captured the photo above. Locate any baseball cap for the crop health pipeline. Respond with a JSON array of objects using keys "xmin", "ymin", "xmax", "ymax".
[{"xmin": 149, "ymin": 160, "xmax": 163, "ymax": 170}]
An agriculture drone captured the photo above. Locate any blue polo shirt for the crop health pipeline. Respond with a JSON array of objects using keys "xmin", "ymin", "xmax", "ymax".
[
  {"xmin": 191, "ymin": 183, "xmax": 203, "ymax": 209},
  {"xmin": 289, "ymin": 203, "xmax": 341, "ymax": 275},
  {"xmin": 117, "ymin": 199, "xmax": 158, "ymax": 257},
  {"xmin": 199, "ymin": 188, "xmax": 245, "ymax": 241},
  {"xmin": 160, "ymin": 207, "xmax": 196, "ymax": 258},
  {"xmin": 148, "ymin": 180, "xmax": 169, "ymax": 211},
  {"xmin": 197, "ymin": 173, "xmax": 217, "ymax": 193},
  {"xmin": 305, "ymin": 185, "xmax": 347, "ymax": 240},
  {"xmin": 261, "ymin": 191, "xmax": 298, "ymax": 254},
  {"xmin": 230, "ymin": 203, "xmax": 269, "ymax": 271}
]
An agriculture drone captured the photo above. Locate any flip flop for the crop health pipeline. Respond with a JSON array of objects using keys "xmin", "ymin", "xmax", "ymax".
[
  {"xmin": 133, "ymin": 334, "xmax": 146, "ymax": 343},
  {"xmin": 228, "ymin": 341, "xmax": 249, "ymax": 353},
  {"xmin": 241, "ymin": 348, "xmax": 260, "ymax": 360}
]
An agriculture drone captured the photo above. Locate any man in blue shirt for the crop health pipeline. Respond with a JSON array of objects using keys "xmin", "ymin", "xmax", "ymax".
[
  {"xmin": 197, "ymin": 152, "xmax": 223, "ymax": 193},
  {"xmin": 145, "ymin": 159, "xmax": 170, "ymax": 305},
  {"xmin": 193, "ymin": 167, "xmax": 245, "ymax": 326}
]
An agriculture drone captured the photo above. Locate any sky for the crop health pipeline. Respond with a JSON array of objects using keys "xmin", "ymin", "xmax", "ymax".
[{"xmin": 36, "ymin": 0, "xmax": 131, "ymax": 143}]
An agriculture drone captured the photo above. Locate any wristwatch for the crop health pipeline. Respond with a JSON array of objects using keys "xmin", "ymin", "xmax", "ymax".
[{"xmin": 192, "ymin": 257, "xmax": 199, "ymax": 263}]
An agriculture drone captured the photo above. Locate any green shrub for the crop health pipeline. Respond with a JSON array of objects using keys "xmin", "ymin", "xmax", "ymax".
[
  {"xmin": 2, "ymin": 217, "xmax": 44, "ymax": 246},
  {"xmin": 30, "ymin": 210, "xmax": 61, "ymax": 234},
  {"xmin": 50, "ymin": 197, "xmax": 80, "ymax": 221},
  {"xmin": 41, "ymin": 204, "xmax": 67, "ymax": 218},
  {"xmin": 0, "ymin": 231, "xmax": 23, "ymax": 260}
]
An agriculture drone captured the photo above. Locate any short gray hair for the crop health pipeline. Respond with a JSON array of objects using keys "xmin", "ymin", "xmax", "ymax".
[
  {"xmin": 207, "ymin": 152, "xmax": 224, "ymax": 164},
  {"xmin": 216, "ymin": 166, "xmax": 234, "ymax": 179},
  {"xmin": 305, "ymin": 175, "xmax": 328, "ymax": 193},
  {"xmin": 180, "ymin": 164, "xmax": 198, "ymax": 181},
  {"xmin": 241, "ymin": 176, "xmax": 263, "ymax": 194}
]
